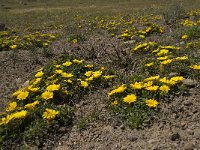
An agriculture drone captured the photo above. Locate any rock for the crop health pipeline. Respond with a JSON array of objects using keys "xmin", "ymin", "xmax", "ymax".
[
  {"xmin": 169, "ymin": 72, "xmax": 179, "ymax": 77},
  {"xmin": 114, "ymin": 143, "xmax": 121, "ymax": 148},
  {"xmin": 180, "ymin": 41, "xmax": 185, "ymax": 45},
  {"xmin": 180, "ymin": 121, "xmax": 187, "ymax": 129},
  {"xmin": 120, "ymin": 124, "xmax": 125, "ymax": 130},
  {"xmin": 15, "ymin": 78, "xmax": 22, "ymax": 88},
  {"xmin": 127, "ymin": 134, "xmax": 138, "ymax": 141},
  {"xmin": 124, "ymin": 40, "xmax": 135, "ymax": 44},
  {"xmin": 194, "ymin": 129, "xmax": 200, "ymax": 139},
  {"xmin": 59, "ymin": 127, "xmax": 66, "ymax": 133},
  {"xmin": 58, "ymin": 142, "xmax": 62, "ymax": 146},
  {"xmin": 103, "ymin": 125, "xmax": 113, "ymax": 133},
  {"xmin": 22, "ymin": 80, "xmax": 29, "ymax": 88},
  {"xmin": 121, "ymin": 145, "xmax": 127, "ymax": 150},
  {"xmin": 184, "ymin": 142, "xmax": 195, "ymax": 150},
  {"xmin": 182, "ymin": 79, "xmax": 197, "ymax": 88},
  {"xmin": 148, "ymin": 139, "xmax": 159, "ymax": 144},
  {"xmin": 171, "ymin": 133, "xmax": 181, "ymax": 141},
  {"xmin": 60, "ymin": 135, "xmax": 69, "ymax": 141}
]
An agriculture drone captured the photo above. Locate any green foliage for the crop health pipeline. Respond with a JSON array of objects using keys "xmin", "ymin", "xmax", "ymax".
[
  {"xmin": 0, "ymin": 31, "xmax": 57, "ymax": 51},
  {"xmin": 76, "ymin": 111, "xmax": 100, "ymax": 130},
  {"xmin": 0, "ymin": 55, "xmax": 115, "ymax": 148},
  {"xmin": 76, "ymin": 118, "xmax": 88, "ymax": 130},
  {"xmin": 185, "ymin": 26, "xmax": 200, "ymax": 39}
]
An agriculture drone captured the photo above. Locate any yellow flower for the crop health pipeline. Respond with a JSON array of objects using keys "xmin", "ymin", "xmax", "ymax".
[
  {"xmin": 6, "ymin": 102, "xmax": 17, "ymax": 112},
  {"xmin": 10, "ymin": 45, "xmax": 17, "ymax": 49},
  {"xmin": 12, "ymin": 90, "xmax": 23, "ymax": 97},
  {"xmin": 41, "ymin": 91, "xmax": 53, "ymax": 100},
  {"xmin": 130, "ymin": 82, "xmax": 143, "ymax": 89},
  {"xmin": 123, "ymin": 94, "xmax": 137, "ymax": 104},
  {"xmin": 0, "ymin": 115, "xmax": 14, "ymax": 125},
  {"xmin": 181, "ymin": 35, "xmax": 188, "ymax": 40},
  {"xmin": 103, "ymin": 75, "xmax": 116, "ymax": 80},
  {"xmin": 1, "ymin": 110, "xmax": 28, "ymax": 125},
  {"xmin": 55, "ymin": 64, "xmax": 61, "ymax": 68},
  {"xmin": 170, "ymin": 76, "xmax": 184, "ymax": 83},
  {"xmin": 85, "ymin": 71, "xmax": 93, "ymax": 77},
  {"xmin": 145, "ymin": 62, "xmax": 154, "ymax": 67},
  {"xmin": 133, "ymin": 43, "xmax": 148, "ymax": 51},
  {"xmin": 48, "ymin": 75, "xmax": 56, "ymax": 80},
  {"xmin": 72, "ymin": 39, "xmax": 78, "ymax": 44},
  {"xmin": 160, "ymin": 59, "xmax": 173, "ymax": 65},
  {"xmin": 43, "ymin": 43, "xmax": 48, "ymax": 47},
  {"xmin": 145, "ymin": 85, "xmax": 159, "ymax": 91},
  {"xmin": 111, "ymin": 100, "xmax": 118, "ymax": 106},
  {"xmin": 159, "ymin": 77, "xmax": 171, "ymax": 84},
  {"xmin": 61, "ymin": 72, "xmax": 73, "ymax": 78},
  {"xmin": 145, "ymin": 99, "xmax": 159, "ymax": 108},
  {"xmin": 152, "ymin": 49, "xmax": 160, "ymax": 53},
  {"xmin": 29, "ymin": 87, "xmax": 40, "ymax": 92},
  {"xmin": 64, "ymin": 79, "xmax": 73, "ymax": 83},
  {"xmin": 190, "ymin": 65, "xmax": 200, "ymax": 70},
  {"xmin": 157, "ymin": 56, "xmax": 169, "ymax": 60},
  {"xmin": 159, "ymin": 45, "xmax": 180, "ymax": 50},
  {"xmin": 145, "ymin": 27, "xmax": 152, "ymax": 33},
  {"xmin": 46, "ymin": 84, "xmax": 60, "ymax": 92},
  {"xmin": 92, "ymin": 71, "xmax": 102, "ymax": 78},
  {"xmin": 108, "ymin": 84, "xmax": 126, "ymax": 96},
  {"xmin": 73, "ymin": 59, "xmax": 83, "ymax": 64},
  {"xmin": 42, "ymin": 108, "xmax": 59, "ymax": 120},
  {"xmin": 24, "ymin": 101, "xmax": 39, "ymax": 110},
  {"xmin": 121, "ymin": 32, "xmax": 130, "ymax": 37},
  {"xmin": 80, "ymin": 81, "xmax": 89, "ymax": 88},
  {"xmin": 175, "ymin": 56, "xmax": 188, "ymax": 61},
  {"xmin": 159, "ymin": 85, "xmax": 170, "ymax": 93},
  {"xmin": 84, "ymin": 64, "xmax": 94, "ymax": 68},
  {"xmin": 86, "ymin": 76, "xmax": 94, "ymax": 81},
  {"xmin": 33, "ymin": 78, "xmax": 42, "ymax": 85},
  {"xmin": 139, "ymin": 35, "xmax": 145, "ymax": 39},
  {"xmin": 143, "ymin": 81, "xmax": 153, "ymax": 88},
  {"xmin": 17, "ymin": 91, "xmax": 29, "ymax": 100},
  {"xmin": 63, "ymin": 61, "xmax": 72, "ymax": 67},
  {"xmin": 100, "ymin": 67, "xmax": 106, "ymax": 71},
  {"xmin": 12, "ymin": 110, "xmax": 28, "ymax": 119},
  {"xmin": 156, "ymin": 49, "xmax": 169, "ymax": 56},
  {"xmin": 35, "ymin": 71, "xmax": 44, "ymax": 78},
  {"xmin": 143, "ymin": 75, "xmax": 160, "ymax": 82},
  {"xmin": 54, "ymin": 69, "xmax": 63, "ymax": 74}
]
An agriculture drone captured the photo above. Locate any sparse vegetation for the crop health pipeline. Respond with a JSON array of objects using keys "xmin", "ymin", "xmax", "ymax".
[{"xmin": 0, "ymin": 0, "xmax": 200, "ymax": 149}]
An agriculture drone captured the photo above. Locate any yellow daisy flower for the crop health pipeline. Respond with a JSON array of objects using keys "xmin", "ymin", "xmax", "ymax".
[{"xmin": 145, "ymin": 99, "xmax": 159, "ymax": 108}]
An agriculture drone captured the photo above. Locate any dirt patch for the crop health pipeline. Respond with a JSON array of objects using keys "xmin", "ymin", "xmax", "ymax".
[
  {"xmin": 55, "ymin": 88, "xmax": 200, "ymax": 150},
  {"xmin": 0, "ymin": 38, "xmax": 68, "ymax": 111}
]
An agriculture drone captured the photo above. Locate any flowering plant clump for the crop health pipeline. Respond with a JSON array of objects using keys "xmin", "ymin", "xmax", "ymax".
[
  {"xmin": 108, "ymin": 73, "xmax": 187, "ymax": 128},
  {"xmin": 0, "ymin": 56, "xmax": 115, "ymax": 146},
  {"xmin": 75, "ymin": 13, "xmax": 164, "ymax": 42},
  {"xmin": 73, "ymin": 8, "xmax": 200, "ymax": 129},
  {"xmin": 0, "ymin": 30, "xmax": 57, "ymax": 51}
]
